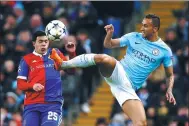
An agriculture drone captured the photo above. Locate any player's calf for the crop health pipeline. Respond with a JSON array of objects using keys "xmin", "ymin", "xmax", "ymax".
[
  {"xmin": 61, "ymin": 54, "xmax": 96, "ymax": 68},
  {"xmin": 50, "ymin": 49, "xmax": 96, "ymax": 69}
]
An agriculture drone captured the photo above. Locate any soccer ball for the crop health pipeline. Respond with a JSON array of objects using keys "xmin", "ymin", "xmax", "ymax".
[{"xmin": 45, "ymin": 20, "xmax": 67, "ymax": 41}]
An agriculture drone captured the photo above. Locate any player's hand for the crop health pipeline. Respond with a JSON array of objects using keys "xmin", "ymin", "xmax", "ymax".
[
  {"xmin": 33, "ymin": 83, "xmax": 44, "ymax": 92},
  {"xmin": 104, "ymin": 24, "xmax": 114, "ymax": 34},
  {"xmin": 166, "ymin": 89, "xmax": 176, "ymax": 105},
  {"xmin": 65, "ymin": 41, "xmax": 76, "ymax": 53}
]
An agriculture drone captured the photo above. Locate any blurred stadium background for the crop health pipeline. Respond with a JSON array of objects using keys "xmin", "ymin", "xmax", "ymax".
[{"xmin": 0, "ymin": 1, "xmax": 188, "ymax": 126}]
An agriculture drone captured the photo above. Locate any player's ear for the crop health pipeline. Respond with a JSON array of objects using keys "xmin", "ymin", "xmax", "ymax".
[{"xmin": 153, "ymin": 27, "xmax": 158, "ymax": 33}]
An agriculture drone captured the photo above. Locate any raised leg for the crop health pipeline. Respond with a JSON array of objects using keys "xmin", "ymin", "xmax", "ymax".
[{"xmin": 50, "ymin": 49, "xmax": 117, "ymax": 77}]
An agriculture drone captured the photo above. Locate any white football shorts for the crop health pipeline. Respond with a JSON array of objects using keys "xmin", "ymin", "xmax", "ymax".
[{"xmin": 104, "ymin": 61, "xmax": 140, "ymax": 106}]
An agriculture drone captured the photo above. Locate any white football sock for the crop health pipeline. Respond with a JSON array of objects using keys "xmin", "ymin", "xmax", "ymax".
[{"xmin": 61, "ymin": 54, "xmax": 96, "ymax": 68}]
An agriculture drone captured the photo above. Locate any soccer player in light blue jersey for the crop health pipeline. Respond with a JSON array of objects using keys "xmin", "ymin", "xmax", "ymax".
[{"xmin": 50, "ymin": 14, "xmax": 176, "ymax": 126}]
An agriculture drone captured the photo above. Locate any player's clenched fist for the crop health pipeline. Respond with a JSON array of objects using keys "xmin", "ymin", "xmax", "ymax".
[
  {"xmin": 33, "ymin": 83, "xmax": 44, "ymax": 92},
  {"xmin": 104, "ymin": 24, "xmax": 114, "ymax": 34},
  {"xmin": 166, "ymin": 89, "xmax": 176, "ymax": 105}
]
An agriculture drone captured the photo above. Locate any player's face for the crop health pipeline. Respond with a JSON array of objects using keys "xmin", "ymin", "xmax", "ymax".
[
  {"xmin": 141, "ymin": 18, "xmax": 156, "ymax": 38},
  {"xmin": 33, "ymin": 36, "xmax": 49, "ymax": 54}
]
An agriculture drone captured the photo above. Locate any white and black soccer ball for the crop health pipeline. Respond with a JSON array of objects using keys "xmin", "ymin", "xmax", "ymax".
[{"xmin": 45, "ymin": 20, "xmax": 67, "ymax": 42}]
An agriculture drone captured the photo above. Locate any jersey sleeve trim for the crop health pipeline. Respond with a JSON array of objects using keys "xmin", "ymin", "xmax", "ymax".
[{"xmin": 164, "ymin": 63, "xmax": 173, "ymax": 68}]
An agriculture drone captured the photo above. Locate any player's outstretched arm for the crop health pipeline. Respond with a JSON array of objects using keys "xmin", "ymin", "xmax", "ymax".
[
  {"xmin": 165, "ymin": 66, "xmax": 176, "ymax": 105},
  {"xmin": 17, "ymin": 79, "xmax": 44, "ymax": 92},
  {"xmin": 104, "ymin": 24, "xmax": 120, "ymax": 48}
]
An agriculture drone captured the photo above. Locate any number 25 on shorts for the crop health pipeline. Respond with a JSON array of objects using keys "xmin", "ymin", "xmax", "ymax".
[{"xmin": 47, "ymin": 111, "xmax": 58, "ymax": 121}]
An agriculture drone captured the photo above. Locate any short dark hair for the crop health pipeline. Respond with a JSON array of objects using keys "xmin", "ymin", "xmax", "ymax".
[
  {"xmin": 145, "ymin": 14, "xmax": 160, "ymax": 30},
  {"xmin": 32, "ymin": 31, "xmax": 46, "ymax": 41}
]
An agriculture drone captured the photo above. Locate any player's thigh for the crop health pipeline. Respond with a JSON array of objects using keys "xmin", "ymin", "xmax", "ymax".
[
  {"xmin": 95, "ymin": 54, "xmax": 117, "ymax": 77},
  {"xmin": 104, "ymin": 61, "xmax": 130, "ymax": 87},
  {"xmin": 41, "ymin": 104, "xmax": 62, "ymax": 126},
  {"xmin": 23, "ymin": 111, "xmax": 40, "ymax": 126},
  {"xmin": 122, "ymin": 100, "xmax": 146, "ymax": 124}
]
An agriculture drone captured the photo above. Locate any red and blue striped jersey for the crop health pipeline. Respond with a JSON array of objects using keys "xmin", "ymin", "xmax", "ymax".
[{"xmin": 17, "ymin": 48, "xmax": 67, "ymax": 105}]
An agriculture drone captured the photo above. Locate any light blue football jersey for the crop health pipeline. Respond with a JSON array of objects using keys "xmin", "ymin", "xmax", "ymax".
[{"xmin": 119, "ymin": 32, "xmax": 173, "ymax": 90}]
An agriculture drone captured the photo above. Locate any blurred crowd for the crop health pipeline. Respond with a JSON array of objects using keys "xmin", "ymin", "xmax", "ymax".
[{"xmin": 0, "ymin": 1, "xmax": 188, "ymax": 126}]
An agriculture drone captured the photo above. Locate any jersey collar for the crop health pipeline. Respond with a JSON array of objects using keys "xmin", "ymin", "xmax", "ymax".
[{"xmin": 33, "ymin": 50, "xmax": 47, "ymax": 57}]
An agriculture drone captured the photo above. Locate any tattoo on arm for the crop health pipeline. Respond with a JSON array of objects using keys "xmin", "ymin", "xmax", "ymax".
[
  {"xmin": 166, "ymin": 75, "xmax": 174, "ymax": 90},
  {"xmin": 165, "ymin": 66, "xmax": 174, "ymax": 90}
]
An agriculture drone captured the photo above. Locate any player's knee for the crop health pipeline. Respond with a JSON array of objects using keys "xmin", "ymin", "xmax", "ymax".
[
  {"xmin": 133, "ymin": 119, "xmax": 147, "ymax": 126},
  {"xmin": 95, "ymin": 54, "xmax": 112, "ymax": 65}
]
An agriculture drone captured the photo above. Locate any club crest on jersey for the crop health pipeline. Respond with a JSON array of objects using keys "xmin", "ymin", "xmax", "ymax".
[{"xmin": 152, "ymin": 49, "xmax": 159, "ymax": 56}]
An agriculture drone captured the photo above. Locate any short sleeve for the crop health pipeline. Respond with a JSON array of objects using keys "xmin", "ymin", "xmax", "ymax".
[
  {"xmin": 163, "ymin": 48, "xmax": 173, "ymax": 67},
  {"xmin": 119, "ymin": 32, "xmax": 134, "ymax": 47},
  {"xmin": 17, "ymin": 58, "xmax": 29, "ymax": 80}
]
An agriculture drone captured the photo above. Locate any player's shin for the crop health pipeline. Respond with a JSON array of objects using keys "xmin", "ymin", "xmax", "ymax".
[{"xmin": 61, "ymin": 54, "xmax": 96, "ymax": 68}]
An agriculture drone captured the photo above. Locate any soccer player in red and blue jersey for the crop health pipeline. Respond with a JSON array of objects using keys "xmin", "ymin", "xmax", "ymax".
[{"xmin": 17, "ymin": 31, "xmax": 76, "ymax": 126}]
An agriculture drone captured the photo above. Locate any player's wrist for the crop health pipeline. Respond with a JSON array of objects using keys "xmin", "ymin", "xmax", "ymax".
[
  {"xmin": 107, "ymin": 32, "xmax": 113, "ymax": 38},
  {"xmin": 29, "ymin": 82, "xmax": 36, "ymax": 90},
  {"xmin": 167, "ymin": 87, "xmax": 172, "ymax": 92}
]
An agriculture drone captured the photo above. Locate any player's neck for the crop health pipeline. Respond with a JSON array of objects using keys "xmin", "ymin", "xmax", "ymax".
[
  {"xmin": 33, "ymin": 50, "xmax": 47, "ymax": 57},
  {"xmin": 146, "ymin": 35, "xmax": 159, "ymax": 42}
]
